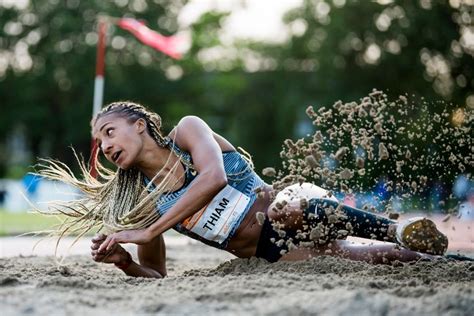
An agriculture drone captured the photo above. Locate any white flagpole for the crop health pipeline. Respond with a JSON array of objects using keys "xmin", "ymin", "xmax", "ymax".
[{"xmin": 90, "ymin": 18, "xmax": 107, "ymax": 178}]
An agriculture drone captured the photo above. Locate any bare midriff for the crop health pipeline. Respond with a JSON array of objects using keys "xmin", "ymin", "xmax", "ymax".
[{"xmin": 224, "ymin": 184, "xmax": 273, "ymax": 258}]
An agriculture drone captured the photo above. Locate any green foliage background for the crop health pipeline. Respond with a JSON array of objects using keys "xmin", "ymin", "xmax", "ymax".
[{"xmin": 0, "ymin": 0, "xmax": 472, "ymax": 189}]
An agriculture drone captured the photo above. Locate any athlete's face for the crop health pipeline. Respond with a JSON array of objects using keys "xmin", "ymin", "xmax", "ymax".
[{"xmin": 92, "ymin": 114, "xmax": 146, "ymax": 169}]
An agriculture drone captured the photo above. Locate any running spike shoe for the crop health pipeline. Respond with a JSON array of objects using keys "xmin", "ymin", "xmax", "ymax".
[{"xmin": 396, "ymin": 217, "xmax": 448, "ymax": 255}]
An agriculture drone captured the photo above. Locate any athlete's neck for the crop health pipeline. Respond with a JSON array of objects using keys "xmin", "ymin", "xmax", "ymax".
[{"xmin": 134, "ymin": 135, "xmax": 173, "ymax": 180}]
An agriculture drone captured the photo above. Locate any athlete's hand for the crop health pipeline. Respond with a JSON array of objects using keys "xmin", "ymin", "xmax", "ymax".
[
  {"xmin": 91, "ymin": 234, "xmax": 130, "ymax": 264},
  {"xmin": 97, "ymin": 229, "xmax": 152, "ymax": 253}
]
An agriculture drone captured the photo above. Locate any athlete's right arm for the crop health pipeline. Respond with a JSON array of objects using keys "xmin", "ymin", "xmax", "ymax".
[
  {"xmin": 91, "ymin": 234, "xmax": 166, "ymax": 278},
  {"xmin": 136, "ymin": 233, "xmax": 167, "ymax": 278}
]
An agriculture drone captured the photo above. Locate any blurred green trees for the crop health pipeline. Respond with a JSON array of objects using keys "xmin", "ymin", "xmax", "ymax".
[{"xmin": 0, "ymin": 0, "xmax": 472, "ymax": 184}]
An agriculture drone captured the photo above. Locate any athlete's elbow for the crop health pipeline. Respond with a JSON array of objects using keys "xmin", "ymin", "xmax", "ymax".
[
  {"xmin": 216, "ymin": 175, "xmax": 228, "ymax": 189},
  {"xmin": 213, "ymin": 172, "xmax": 228, "ymax": 190}
]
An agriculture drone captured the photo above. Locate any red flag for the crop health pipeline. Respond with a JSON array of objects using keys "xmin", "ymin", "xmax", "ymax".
[{"xmin": 117, "ymin": 18, "xmax": 183, "ymax": 59}]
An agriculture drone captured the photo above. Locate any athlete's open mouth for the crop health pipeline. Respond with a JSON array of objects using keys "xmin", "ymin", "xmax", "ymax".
[{"xmin": 112, "ymin": 151, "xmax": 122, "ymax": 163}]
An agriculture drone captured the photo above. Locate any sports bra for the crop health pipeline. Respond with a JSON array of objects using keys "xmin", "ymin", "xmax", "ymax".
[{"xmin": 145, "ymin": 137, "xmax": 265, "ymax": 249}]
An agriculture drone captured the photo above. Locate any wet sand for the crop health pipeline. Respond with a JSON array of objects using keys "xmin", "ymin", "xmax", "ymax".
[{"xmin": 1, "ymin": 219, "xmax": 473, "ymax": 316}]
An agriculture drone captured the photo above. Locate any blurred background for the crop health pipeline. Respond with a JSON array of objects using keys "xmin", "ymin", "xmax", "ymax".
[{"xmin": 0, "ymin": 0, "xmax": 472, "ymax": 235}]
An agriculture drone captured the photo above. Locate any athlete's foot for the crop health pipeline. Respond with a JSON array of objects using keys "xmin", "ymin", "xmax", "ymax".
[{"xmin": 395, "ymin": 217, "xmax": 448, "ymax": 255}]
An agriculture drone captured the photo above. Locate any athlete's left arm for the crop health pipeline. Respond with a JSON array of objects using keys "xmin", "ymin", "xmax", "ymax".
[{"xmin": 98, "ymin": 116, "xmax": 228, "ymax": 252}]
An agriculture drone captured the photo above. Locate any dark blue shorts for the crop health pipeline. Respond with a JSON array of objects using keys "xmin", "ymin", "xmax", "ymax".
[{"xmin": 254, "ymin": 215, "xmax": 298, "ymax": 263}]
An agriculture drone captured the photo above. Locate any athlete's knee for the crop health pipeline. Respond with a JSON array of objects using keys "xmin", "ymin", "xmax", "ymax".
[{"xmin": 304, "ymin": 198, "xmax": 341, "ymax": 219}]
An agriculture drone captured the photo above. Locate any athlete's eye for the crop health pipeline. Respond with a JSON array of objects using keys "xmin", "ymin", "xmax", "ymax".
[{"xmin": 106, "ymin": 128, "xmax": 114, "ymax": 137}]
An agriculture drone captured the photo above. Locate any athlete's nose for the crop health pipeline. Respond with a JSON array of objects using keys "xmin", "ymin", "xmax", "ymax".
[{"xmin": 101, "ymin": 140, "xmax": 113, "ymax": 156}]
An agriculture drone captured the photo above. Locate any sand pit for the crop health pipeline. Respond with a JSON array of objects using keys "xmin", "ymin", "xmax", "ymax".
[{"xmin": 1, "ymin": 237, "xmax": 473, "ymax": 315}]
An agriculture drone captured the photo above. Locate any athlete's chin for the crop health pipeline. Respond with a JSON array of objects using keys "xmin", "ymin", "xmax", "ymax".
[
  {"xmin": 116, "ymin": 158, "xmax": 132, "ymax": 170},
  {"xmin": 117, "ymin": 161, "xmax": 132, "ymax": 170},
  {"xmin": 116, "ymin": 152, "xmax": 140, "ymax": 170},
  {"xmin": 114, "ymin": 153, "xmax": 131, "ymax": 170}
]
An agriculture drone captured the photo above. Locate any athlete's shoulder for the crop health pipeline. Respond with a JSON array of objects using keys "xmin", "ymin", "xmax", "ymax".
[
  {"xmin": 177, "ymin": 115, "xmax": 210, "ymax": 129},
  {"xmin": 168, "ymin": 116, "xmax": 210, "ymax": 139},
  {"xmin": 169, "ymin": 116, "xmax": 217, "ymax": 153},
  {"xmin": 175, "ymin": 116, "xmax": 214, "ymax": 140}
]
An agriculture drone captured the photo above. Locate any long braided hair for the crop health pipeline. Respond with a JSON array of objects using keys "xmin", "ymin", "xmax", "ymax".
[{"xmin": 37, "ymin": 101, "xmax": 189, "ymax": 239}]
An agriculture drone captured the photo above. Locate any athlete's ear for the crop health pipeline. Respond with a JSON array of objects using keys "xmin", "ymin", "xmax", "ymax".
[{"xmin": 135, "ymin": 118, "xmax": 147, "ymax": 134}]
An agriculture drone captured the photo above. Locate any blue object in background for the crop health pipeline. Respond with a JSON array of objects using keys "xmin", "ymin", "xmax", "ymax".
[
  {"xmin": 453, "ymin": 174, "xmax": 472, "ymax": 200},
  {"xmin": 21, "ymin": 174, "xmax": 42, "ymax": 198}
]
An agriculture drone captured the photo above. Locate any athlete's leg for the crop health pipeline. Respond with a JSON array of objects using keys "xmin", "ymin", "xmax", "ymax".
[
  {"xmin": 268, "ymin": 183, "xmax": 396, "ymax": 242},
  {"xmin": 303, "ymin": 199, "xmax": 448, "ymax": 255},
  {"xmin": 304, "ymin": 198, "xmax": 397, "ymax": 242},
  {"xmin": 280, "ymin": 240, "xmax": 437, "ymax": 264},
  {"xmin": 268, "ymin": 183, "xmax": 448, "ymax": 255}
]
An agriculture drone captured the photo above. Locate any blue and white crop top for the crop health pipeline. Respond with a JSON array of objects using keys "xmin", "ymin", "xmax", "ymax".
[{"xmin": 145, "ymin": 137, "xmax": 265, "ymax": 249}]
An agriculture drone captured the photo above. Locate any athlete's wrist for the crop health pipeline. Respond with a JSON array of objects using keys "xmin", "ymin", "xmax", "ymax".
[
  {"xmin": 114, "ymin": 251, "xmax": 133, "ymax": 270},
  {"xmin": 145, "ymin": 223, "xmax": 165, "ymax": 241}
]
